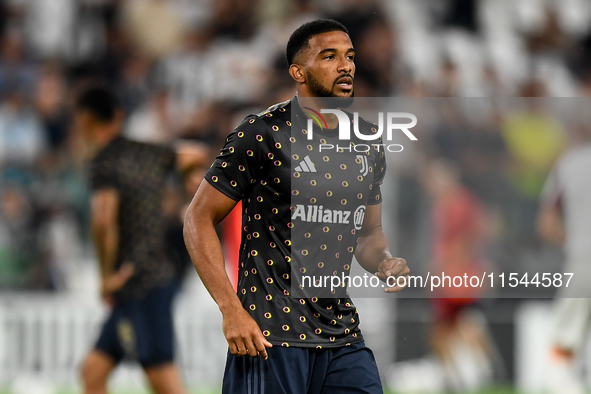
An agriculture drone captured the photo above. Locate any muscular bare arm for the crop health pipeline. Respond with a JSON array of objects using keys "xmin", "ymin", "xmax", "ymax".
[
  {"xmin": 91, "ymin": 189, "xmax": 120, "ymax": 280},
  {"xmin": 355, "ymin": 203, "xmax": 409, "ymax": 293},
  {"xmin": 91, "ymin": 189, "xmax": 133, "ymax": 303},
  {"xmin": 183, "ymin": 181, "xmax": 272, "ymax": 359}
]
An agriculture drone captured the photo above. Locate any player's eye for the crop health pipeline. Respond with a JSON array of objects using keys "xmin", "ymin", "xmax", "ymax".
[{"xmin": 324, "ymin": 54, "xmax": 335, "ymax": 60}]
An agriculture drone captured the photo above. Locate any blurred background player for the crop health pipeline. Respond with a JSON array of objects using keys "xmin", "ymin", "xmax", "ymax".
[
  {"xmin": 537, "ymin": 125, "xmax": 591, "ymax": 394},
  {"xmin": 73, "ymin": 85, "xmax": 209, "ymax": 394},
  {"xmin": 423, "ymin": 159, "xmax": 496, "ymax": 392}
]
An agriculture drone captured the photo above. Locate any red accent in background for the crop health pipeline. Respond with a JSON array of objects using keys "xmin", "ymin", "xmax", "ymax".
[{"xmin": 222, "ymin": 201, "xmax": 242, "ymax": 291}]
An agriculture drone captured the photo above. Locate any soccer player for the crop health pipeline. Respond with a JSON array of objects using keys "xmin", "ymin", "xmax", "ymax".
[
  {"xmin": 422, "ymin": 159, "xmax": 494, "ymax": 391},
  {"xmin": 538, "ymin": 129, "xmax": 591, "ymax": 394},
  {"xmin": 184, "ymin": 19, "xmax": 410, "ymax": 393},
  {"xmin": 74, "ymin": 85, "xmax": 209, "ymax": 394}
]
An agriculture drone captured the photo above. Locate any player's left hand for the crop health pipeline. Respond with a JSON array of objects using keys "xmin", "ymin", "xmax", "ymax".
[
  {"xmin": 375, "ymin": 257, "xmax": 409, "ymax": 293},
  {"xmin": 101, "ymin": 263, "xmax": 135, "ymax": 306}
]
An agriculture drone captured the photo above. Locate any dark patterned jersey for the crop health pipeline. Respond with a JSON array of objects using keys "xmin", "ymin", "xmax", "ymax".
[
  {"xmin": 204, "ymin": 97, "xmax": 386, "ymax": 348},
  {"xmin": 90, "ymin": 136, "xmax": 176, "ymax": 302}
]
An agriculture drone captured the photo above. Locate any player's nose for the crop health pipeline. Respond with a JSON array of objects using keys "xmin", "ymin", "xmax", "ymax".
[
  {"xmin": 336, "ymin": 56, "xmax": 352, "ymax": 74},
  {"xmin": 337, "ymin": 62, "xmax": 351, "ymax": 74}
]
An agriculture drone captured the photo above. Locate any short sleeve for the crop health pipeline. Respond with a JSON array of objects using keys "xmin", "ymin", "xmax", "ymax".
[
  {"xmin": 204, "ymin": 116, "xmax": 271, "ymax": 201},
  {"xmin": 367, "ymin": 146, "xmax": 387, "ymax": 205},
  {"xmin": 90, "ymin": 157, "xmax": 119, "ymax": 191}
]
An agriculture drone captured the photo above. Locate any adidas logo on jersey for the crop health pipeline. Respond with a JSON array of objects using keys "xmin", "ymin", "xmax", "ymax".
[{"xmin": 294, "ymin": 156, "xmax": 317, "ymax": 173}]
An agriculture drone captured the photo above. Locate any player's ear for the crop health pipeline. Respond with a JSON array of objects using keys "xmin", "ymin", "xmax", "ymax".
[{"xmin": 289, "ymin": 64, "xmax": 306, "ymax": 84}]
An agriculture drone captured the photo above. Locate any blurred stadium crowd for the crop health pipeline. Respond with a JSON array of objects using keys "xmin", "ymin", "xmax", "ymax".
[{"xmin": 1, "ymin": 0, "xmax": 591, "ymax": 292}]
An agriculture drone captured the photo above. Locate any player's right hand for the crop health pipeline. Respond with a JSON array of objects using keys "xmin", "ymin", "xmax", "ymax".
[{"xmin": 222, "ymin": 307, "xmax": 273, "ymax": 360}]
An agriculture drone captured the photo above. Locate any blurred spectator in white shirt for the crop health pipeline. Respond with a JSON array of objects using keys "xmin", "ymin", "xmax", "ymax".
[{"xmin": 0, "ymin": 89, "xmax": 46, "ymax": 165}]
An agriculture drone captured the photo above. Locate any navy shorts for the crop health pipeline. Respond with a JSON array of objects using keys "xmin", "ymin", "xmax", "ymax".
[
  {"xmin": 222, "ymin": 341, "xmax": 383, "ymax": 394},
  {"xmin": 95, "ymin": 281, "xmax": 178, "ymax": 368}
]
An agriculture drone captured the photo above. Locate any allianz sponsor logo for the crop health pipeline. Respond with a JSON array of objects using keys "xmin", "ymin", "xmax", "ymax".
[{"xmin": 291, "ymin": 204, "xmax": 366, "ymax": 230}]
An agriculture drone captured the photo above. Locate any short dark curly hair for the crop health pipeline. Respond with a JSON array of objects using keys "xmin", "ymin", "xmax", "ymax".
[
  {"xmin": 286, "ymin": 19, "xmax": 349, "ymax": 66},
  {"xmin": 75, "ymin": 84, "xmax": 120, "ymax": 123}
]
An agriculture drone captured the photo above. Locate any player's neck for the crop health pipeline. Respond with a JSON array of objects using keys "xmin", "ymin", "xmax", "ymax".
[
  {"xmin": 296, "ymin": 91, "xmax": 340, "ymax": 129},
  {"xmin": 94, "ymin": 125, "xmax": 121, "ymax": 149}
]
